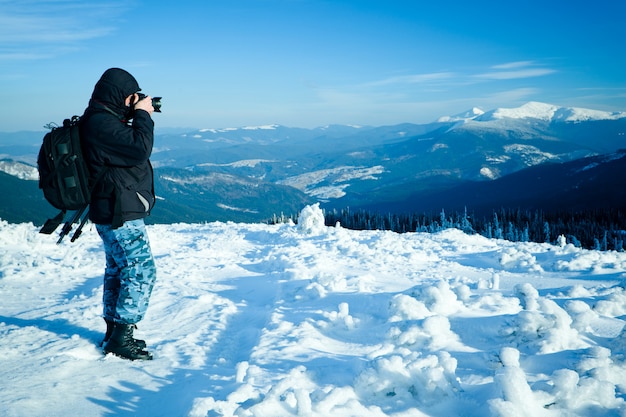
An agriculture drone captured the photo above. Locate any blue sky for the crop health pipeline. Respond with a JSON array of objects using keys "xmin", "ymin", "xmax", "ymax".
[{"xmin": 1, "ymin": 0, "xmax": 624, "ymax": 132}]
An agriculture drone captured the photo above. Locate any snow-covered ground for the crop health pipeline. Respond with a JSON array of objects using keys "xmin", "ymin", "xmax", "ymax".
[{"xmin": 2, "ymin": 204, "xmax": 626, "ymax": 417}]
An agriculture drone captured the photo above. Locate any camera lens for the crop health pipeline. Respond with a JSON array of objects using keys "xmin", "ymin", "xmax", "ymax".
[{"xmin": 152, "ymin": 97, "xmax": 162, "ymax": 113}]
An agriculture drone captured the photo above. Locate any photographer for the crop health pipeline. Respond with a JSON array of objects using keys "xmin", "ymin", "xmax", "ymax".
[{"xmin": 80, "ymin": 67, "xmax": 157, "ymax": 361}]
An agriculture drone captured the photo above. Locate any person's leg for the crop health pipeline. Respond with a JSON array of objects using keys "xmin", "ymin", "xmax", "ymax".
[
  {"xmin": 97, "ymin": 219, "xmax": 156, "ymax": 360},
  {"xmin": 109, "ymin": 219, "xmax": 157, "ymax": 324},
  {"xmin": 96, "ymin": 224, "xmax": 123, "ymax": 322}
]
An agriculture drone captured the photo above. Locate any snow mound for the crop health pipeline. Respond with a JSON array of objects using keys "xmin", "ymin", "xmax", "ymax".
[{"xmin": 297, "ymin": 203, "xmax": 326, "ymax": 235}]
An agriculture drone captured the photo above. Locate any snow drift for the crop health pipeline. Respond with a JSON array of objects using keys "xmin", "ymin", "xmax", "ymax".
[{"xmin": 1, "ymin": 205, "xmax": 626, "ymax": 416}]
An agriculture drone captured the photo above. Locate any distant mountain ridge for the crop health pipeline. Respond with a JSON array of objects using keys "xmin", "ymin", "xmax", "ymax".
[
  {"xmin": 363, "ymin": 150, "xmax": 626, "ymax": 217},
  {"xmin": 477, "ymin": 101, "xmax": 626, "ymax": 122},
  {"xmin": 1, "ymin": 101, "xmax": 625, "ymax": 225}
]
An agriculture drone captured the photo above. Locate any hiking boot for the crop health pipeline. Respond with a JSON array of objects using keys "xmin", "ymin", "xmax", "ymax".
[
  {"xmin": 101, "ymin": 318, "xmax": 114, "ymax": 347},
  {"xmin": 101, "ymin": 318, "xmax": 146, "ymax": 349},
  {"xmin": 103, "ymin": 323, "xmax": 153, "ymax": 361}
]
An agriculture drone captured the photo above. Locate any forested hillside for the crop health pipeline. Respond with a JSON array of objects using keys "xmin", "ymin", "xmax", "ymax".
[{"xmin": 324, "ymin": 207, "xmax": 626, "ymax": 251}]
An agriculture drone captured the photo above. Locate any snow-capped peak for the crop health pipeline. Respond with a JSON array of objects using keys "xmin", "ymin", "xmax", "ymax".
[
  {"xmin": 241, "ymin": 124, "xmax": 279, "ymax": 131},
  {"xmin": 489, "ymin": 101, "xmax": 558, "ymax": 121},
  {"xmin": 552, "ymin": 106, "xmax": 626, "ymax": 122},
  {"xmin": 197, "ymin": 124, "xmax": 279, "ymax": 134},
  {"xmin": 478, "ymin": 101, "xmax": 626, "ymax": 123},
  {"xmin": 437, "ymin": 107, "xmax": 485, "ymax": 122}
]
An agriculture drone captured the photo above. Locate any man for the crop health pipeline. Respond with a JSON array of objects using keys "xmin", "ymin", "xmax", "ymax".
[{"xmin": 80, "ymin": 68, "xmax": 157, "ymax": 361}]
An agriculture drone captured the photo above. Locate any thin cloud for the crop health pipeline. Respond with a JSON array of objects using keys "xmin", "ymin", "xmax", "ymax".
[
  {"xmin": 0, "ymin": 1, "xmax": 129, "ymax": 61},
  {"xmin": 0, "ymin": 51, "xmax": 55, "ymax": 61},
  {"xmin": 366, "ymin": 72, "xmax": 456, "ymax": 87},
  {"xmin": 492, "ymin": 61, "xmax": 537, "ymax": 70},
  {"xmin": 475, "ymin": 68, "xmax": 557, "ymax": 80},
  {"xmin": 475, "ymin": 61, "xmax": 557, "ymax": 80}
]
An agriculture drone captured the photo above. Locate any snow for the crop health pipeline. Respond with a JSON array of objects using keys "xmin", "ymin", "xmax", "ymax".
[
  {"xmin": 0, "ymin": 160, "xmax": 38, "ymax": 180},
  {"xmin": 198, "ymin": 160, "xmax": 277, "ymax": 168},
  {"xmin": 480, "ymin": 102, "xmax": 626, "ymax": 123},
  {"xmin": 242, "ymin": 125, "xmax": 279, "ymax": 131},
  {"xmin": 197, "ymin": 125, "xmax": 279, "ymax": 134},
  {"xmin": 2, "ymin": 204, "xmax": 626, "ymax": 417},
  {"xmin": 437, "ymin": 102, "xmax": 626, "ymax": 124},
  {"xmin": 491, "ymin": 102, "xmax": 560, "ymax": 121},
  {"xmin": 479, "ymin": 166, "xmax": 498, "ymax": 179},
  {"xmin": 278, "ymin": 166, "xmax": 385, "ymax": 200},
  {"xmin": 503, "ymin": 144, "xmax": 558, "ymax": 166},
  {"xmin": 437, "ymin": 107, "xmax": 485, "ymax": 122}
]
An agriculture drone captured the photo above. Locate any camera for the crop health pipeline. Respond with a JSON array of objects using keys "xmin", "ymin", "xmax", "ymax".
[{"xmin": 137, "ymin": 93, "xmax": 162, "ymax": 112}]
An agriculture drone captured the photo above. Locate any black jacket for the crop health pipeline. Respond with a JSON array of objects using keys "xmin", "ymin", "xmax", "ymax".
[{"xmin": 80, "ymin": 68, "xmax": 155, "ymax": 227}]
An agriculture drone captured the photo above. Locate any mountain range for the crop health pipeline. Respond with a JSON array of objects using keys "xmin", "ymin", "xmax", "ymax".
[{"xmin": 1, "ymin": 101, "xmax": 625, "ymax": 226}]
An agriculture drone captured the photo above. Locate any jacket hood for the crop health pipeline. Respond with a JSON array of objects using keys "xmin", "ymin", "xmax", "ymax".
[{"xmin": 89, "ymin": 68, "xmax": 141, "ymax": 115}]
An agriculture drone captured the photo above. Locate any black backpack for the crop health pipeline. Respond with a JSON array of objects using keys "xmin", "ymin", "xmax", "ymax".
[{"xmin": 37, "ymin": 116, "xmax": 93, "ymax": 243}]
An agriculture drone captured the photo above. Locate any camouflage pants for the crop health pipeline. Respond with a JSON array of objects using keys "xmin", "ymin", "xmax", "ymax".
[{"xmin": 96, "ymin": 219, "xmax": 157, "ymax": 325}]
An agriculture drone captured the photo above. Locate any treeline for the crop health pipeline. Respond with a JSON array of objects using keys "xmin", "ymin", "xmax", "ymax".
[{"xmin": 322, "ymin": 207, "xmax": 626, "ymax": 251}]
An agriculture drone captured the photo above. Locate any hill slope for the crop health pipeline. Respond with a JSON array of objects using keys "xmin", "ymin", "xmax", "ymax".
[{"xmin": 362, "ymin": 150, "xmax": 626, "ymax": 215}]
